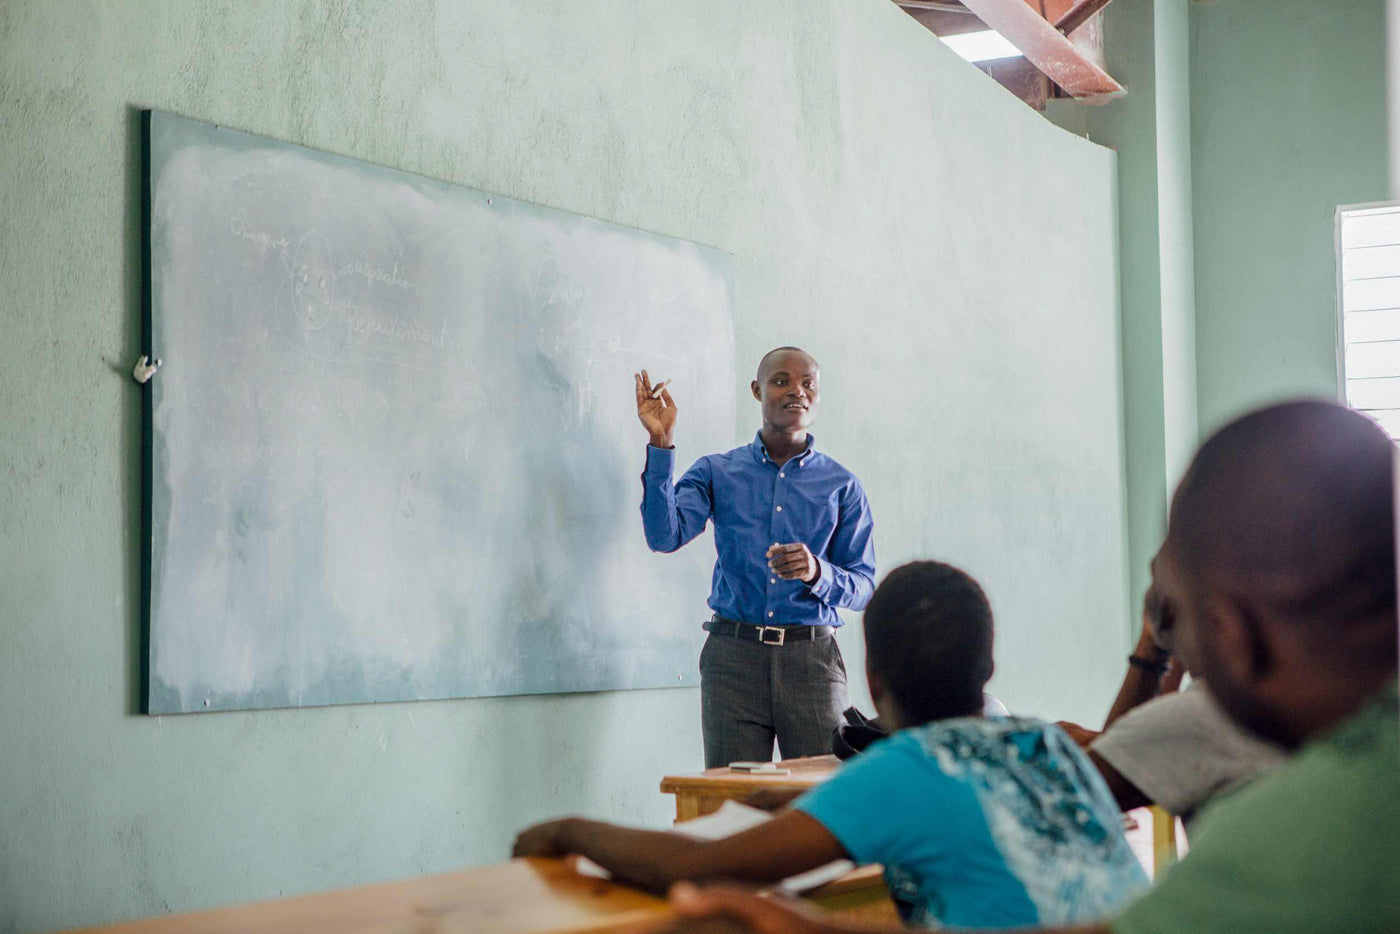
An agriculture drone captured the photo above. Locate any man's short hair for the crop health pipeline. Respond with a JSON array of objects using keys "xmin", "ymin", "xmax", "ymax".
[
  {"xmin": 864, "ymin": 561, "xmax": 995, "ymax": 723},
  {"xmin": 756, "ymin": 346, "xmax": 816, "ymax": 379}
]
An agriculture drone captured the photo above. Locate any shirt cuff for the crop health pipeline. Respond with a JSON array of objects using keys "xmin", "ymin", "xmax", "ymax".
[
  {"xmin": 807, "ymin": 556, "xmax": 836, "ymax": 602},
  {"xmin": 644, "ymin": 444, "xmax": 675, "ymax": 476}
]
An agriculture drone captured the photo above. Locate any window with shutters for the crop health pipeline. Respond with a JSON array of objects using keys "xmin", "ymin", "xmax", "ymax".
[{"xmin": 1337, "ymin": 203, "xmax": 1400, "ymax": 440}]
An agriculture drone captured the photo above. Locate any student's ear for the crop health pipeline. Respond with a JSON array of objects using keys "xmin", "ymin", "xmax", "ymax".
[
  {"xmin": 1207, "ymin": 593, "xmax": 1274, "ymax": 686},
  {"xmin": 867, "ymin": 670, "xmax": 901, "ymax": 730},
  {"xmin": 751, "ymin": 379, "xmax": 762, "ymax": 402}
]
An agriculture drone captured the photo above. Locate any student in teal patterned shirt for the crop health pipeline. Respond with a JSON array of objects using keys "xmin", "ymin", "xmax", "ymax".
[
  {"xmin": 791, "ymin": 562, "xmax": 1146, "ymax": 928},
  {"xmin": 513, "ymin": 560, "xmax": 1146, "ymax": 929}
]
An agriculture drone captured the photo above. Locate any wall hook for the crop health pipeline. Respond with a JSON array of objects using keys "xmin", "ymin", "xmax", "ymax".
[{"xmin": 133, "ymin": 354, "xmax": 163, "ymax": 384}]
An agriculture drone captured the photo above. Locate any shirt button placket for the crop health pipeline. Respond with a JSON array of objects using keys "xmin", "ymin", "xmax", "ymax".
[{"xmin": 768, "ymin": 468, "xmax": 785, "ymax": 622}]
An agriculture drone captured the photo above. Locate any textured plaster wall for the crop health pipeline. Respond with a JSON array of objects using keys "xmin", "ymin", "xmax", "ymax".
[{"xmin": 0, "ymin": 2, "xmax": 1126, "ymax": 930}]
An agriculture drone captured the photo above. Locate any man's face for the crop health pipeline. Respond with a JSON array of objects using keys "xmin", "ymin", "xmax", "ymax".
[
  {"xmin": 751, "ymin": 351, "xmax": 820, "ymax": 432},
  {"xmin": 1151, "ymin": 540, "xmax": 1204, "ymax": 678},
  {"xmin": 1143, "ymin": 558, "xmax": 1174, "ymax": 656},
  {"xmin": 1155, "ymin": 531, "xmax": 1290, "ymax": 745}
]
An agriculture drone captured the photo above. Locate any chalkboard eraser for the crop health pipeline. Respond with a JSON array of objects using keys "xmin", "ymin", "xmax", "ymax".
[{"xmin": 728, "ymin": 762, "xmax": 789, "ymax": 775}]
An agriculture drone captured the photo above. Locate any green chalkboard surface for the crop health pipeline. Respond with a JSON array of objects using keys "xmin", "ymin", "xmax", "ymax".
[{"xmin": 145, "ymin": 111, "xmax": 735, "ymax": 714}]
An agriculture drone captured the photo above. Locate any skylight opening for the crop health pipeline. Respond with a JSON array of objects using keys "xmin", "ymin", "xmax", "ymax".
[{"xmin": 940, "ymin": 29, "xmax": 1023, "ymax": 64}]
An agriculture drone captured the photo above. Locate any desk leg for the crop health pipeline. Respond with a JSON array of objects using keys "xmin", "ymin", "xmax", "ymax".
[
  {"xmin": 1151, "ymin": 805, "xmax": 1178, "ymax": 875},
  {"xmin": 675, "ymin": 794, "xmax": 701, "ymax": 823},
  {"xmin": 673, "ymin": 794, "xmax": 728, "ymax": 823}
]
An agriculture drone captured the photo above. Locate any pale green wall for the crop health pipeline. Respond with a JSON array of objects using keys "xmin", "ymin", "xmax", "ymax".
[
  {"xmin": 1191, "ymin": 0, "xmax": 1389, "ymax": 433},
  {"xmin": 1050, "ymin": 0, "xmax": 1390, "ymax": 608},
  {"xmin": 0, "ymin": 2, "xmax": 1129, "ymax": 930}
]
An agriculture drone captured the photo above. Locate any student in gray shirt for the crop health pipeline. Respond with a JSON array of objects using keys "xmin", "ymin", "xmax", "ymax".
[{"xmin": 1058, "ymin": 573, "xmax": 1287, "ymax": 827}]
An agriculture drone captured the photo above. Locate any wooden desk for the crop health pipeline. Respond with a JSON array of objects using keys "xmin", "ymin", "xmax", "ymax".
[
  {"xmin": 659, "ymin": 755, "xmax": 896, "ymax": 920},
  {"xmin": 659, "ymin": 755, "xmax": 841, "ymax": 822},
  {"xmin": 61, "ymin": 858, "xmax": 670, "ymax": 934}
]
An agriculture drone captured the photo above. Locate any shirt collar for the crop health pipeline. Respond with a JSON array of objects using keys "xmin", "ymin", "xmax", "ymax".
[{"xmin": 750, "ymin": 431, "xmax": 817, "ymax": 468}]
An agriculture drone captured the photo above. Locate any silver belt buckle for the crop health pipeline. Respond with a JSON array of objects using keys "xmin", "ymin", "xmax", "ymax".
[{"xmin": 758, "ymin": 626, "xmax": 786, "ymax": 646}]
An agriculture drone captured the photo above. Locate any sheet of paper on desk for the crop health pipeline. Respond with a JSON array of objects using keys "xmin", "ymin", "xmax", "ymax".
[{"xmin": 573, "ymin": 801, "xmax": 857, "ymax": 893}]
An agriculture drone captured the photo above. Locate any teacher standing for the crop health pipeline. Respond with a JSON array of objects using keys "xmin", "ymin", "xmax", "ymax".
[{"xmin": 636, "ymin": 347, "xmax": 876, "ymax": 768}]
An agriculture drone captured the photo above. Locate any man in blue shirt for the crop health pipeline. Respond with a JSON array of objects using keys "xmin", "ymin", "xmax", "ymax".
[{"xmin": 635, "ymin": 347, "xmax": 876, "ymax": 767}]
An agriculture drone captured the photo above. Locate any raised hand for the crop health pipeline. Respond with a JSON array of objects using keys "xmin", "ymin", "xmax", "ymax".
[
  {"xmin": 766, "ymin": 543, "xmax": 819, "ymax": 584},
  {"xmin": 636, "ymin": 369, "xmax": 678, "ymax": 448}
]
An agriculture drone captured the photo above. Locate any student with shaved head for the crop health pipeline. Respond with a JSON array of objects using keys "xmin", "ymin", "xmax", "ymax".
[
  {"xmin": 668, "ymin": 400, "xmax": 1399, "ymax": 933},
  {"xmin": 634, "ymin": 348, "xmax": 875, "ymax": 767}
]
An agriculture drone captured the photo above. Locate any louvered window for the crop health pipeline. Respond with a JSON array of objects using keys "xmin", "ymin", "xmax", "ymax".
[{"xmin": 1338, "ymin": 203, "xmax": 1400, "ymax": 439}]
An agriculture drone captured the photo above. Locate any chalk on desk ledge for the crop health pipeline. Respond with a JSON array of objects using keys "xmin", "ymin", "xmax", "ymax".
[{"xmin": 728, "ymin": 761, "xmax": 790, "ymax": 775}]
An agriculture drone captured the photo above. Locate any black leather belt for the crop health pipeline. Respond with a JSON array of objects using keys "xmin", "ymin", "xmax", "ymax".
[{"xmin": 703, "ymin": 615, "xmax": 834, "ymax": 646}]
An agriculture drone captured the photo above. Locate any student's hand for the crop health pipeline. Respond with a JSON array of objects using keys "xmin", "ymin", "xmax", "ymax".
[
  {"xmin": 511, "ymin": 818, "xmax": 576, "ymax": 858},
  {"xmin": 766, "ymin": 544, "xmax": 819, "ymax": 584},
  {"xmin": 669, "ymin": 883, "xmax": 834, "ymax": 934},
  {"xmin": 1056, "ymin": 721, "xmax": 1100, "ymax": 749},
  {"xmin": 636, "ymin": 370, "xmax": 677, "ymax": 448}
]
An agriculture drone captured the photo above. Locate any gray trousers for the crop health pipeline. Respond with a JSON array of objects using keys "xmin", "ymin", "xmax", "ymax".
[{"xmin": 699, "ymin": 629, "xmax": 849, "ymax": 769}]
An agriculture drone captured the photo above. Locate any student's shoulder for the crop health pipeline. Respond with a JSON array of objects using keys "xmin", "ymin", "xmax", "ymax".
[
  {"xmin": 1191, "ymin": 694, "xmax": 1398, "ymax": 855},
  {"xmin": 1096, "ymin": 682, "xmax": 1285, "ymax": 764},
  {"xmin": 1098, "ymin": 682, "xmax": 1220, "ymax": 741},
  {"xmin": 818, "ymin": 728, "xmax": 960, "ymax": 797},
  {"xmin": 903, "ymin": 715, "xmax": 1059, "ymax": 765}
]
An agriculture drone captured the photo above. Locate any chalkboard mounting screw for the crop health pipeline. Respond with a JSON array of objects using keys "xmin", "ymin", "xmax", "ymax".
[{"xmin": 133, "ymin": 354, "xmax": 163, "ymax": 384}]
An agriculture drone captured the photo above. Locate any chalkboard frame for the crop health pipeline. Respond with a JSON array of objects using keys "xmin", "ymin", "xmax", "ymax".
[{"xmin": 141, "ymin": 109, "xmax": 736, "ymax": 714}]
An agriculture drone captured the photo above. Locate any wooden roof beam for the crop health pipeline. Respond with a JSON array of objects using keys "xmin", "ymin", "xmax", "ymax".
[
  {"xmin": 956, "ymin": 0, "xmax": 1123, "ymax": 99},
  {"xmin": 1054, "ymin": 0, "xmax": 1116, "ymax": 36},
  {"xmin": 894, "ymin": 1, "xmax": 979, "ymax": 12}
]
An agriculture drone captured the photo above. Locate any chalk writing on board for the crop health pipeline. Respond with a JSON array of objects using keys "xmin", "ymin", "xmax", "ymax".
[{"xmin": 229, "ymin": 210, "xmax": 291, "ymax": 259}]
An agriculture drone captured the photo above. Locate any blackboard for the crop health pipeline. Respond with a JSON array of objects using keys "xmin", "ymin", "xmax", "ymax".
[{"xmin": 145, "ymin": 111, "xmax": 735, "ymax": 714}]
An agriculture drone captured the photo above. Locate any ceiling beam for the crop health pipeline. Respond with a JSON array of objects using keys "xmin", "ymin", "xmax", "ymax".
[
  {"xmin": 1053, "ymin": 0, "xmax": 1116, "ymax": 36},
  {"xmin": 894, "ymin": 1, "xmax": 977, "ymax": 13},
  {"xmin": 904, "ymin": 9, "xmax": 991, "ymax": 37},
  {"xmin": 956, "ymin": 0, "xmax": 1123, "ymax": 99}
]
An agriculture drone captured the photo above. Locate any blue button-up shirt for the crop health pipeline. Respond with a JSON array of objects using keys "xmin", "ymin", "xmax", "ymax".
[{"xmin": 640, "ymin": 432, "xmax": 876, "ymax": 627}]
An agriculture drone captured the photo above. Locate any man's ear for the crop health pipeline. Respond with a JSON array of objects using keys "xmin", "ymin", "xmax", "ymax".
[
  {"xmin": 866, "ymin": 663, "xmax": 886, "ymax": 704},
  {"xmin": 1207, "ymin": 592, "xmax": 1275, "ymax": 686},
  {"xmin": 751, "ymin": 379, "xmax": 762, "ymax": 402}
]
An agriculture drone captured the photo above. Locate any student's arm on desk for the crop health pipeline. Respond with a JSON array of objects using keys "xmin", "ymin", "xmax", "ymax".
[
  {"xmin": 664, "ymin": 884, "xmax": 1111, "ymax": 934},
  {"xmin": 512, "ymin": 810, "xmax": 846, "ymax": 895}
]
